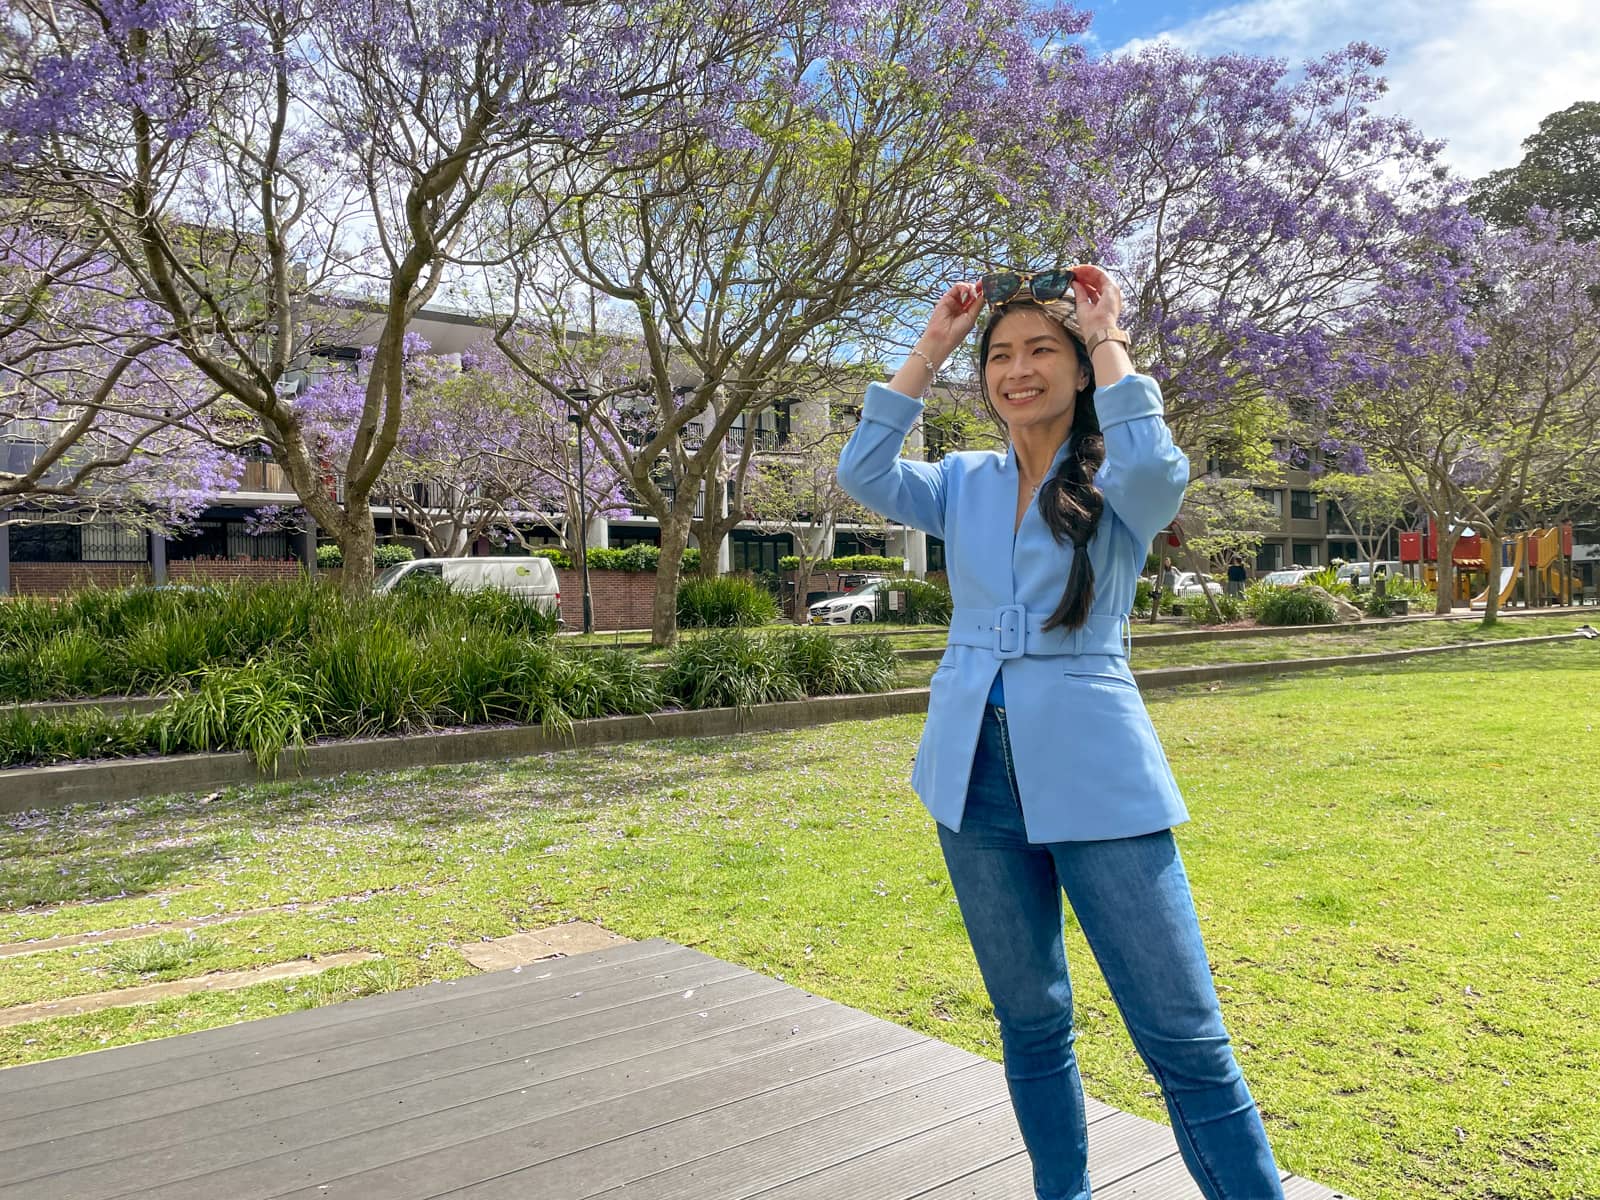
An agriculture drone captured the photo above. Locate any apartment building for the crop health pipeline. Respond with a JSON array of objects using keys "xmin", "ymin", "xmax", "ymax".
[{"xmin": 1, "ymin": 305, "xmax": 931, "ymax": 593}]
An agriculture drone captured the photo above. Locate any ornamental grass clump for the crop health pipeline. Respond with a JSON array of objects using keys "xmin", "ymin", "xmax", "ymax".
[
  {"xmin": 661, "ymin": 629, "xmax": 805, "ymax": 709},
  {"xmin": 550, "ymin": 649, "xmax": 661, "ymax": 720},
  {"xmin": 676, "ymin": 575, "xmax": 780, "ymax": 628},
  {"xmin": 156, "ymin": 658, "xmax": 319, "ymax": 771},
  {"xmin": 1256, "ymin": 586, "xmax": 1337, "ymax": 626},
  {"xmin": 879, "ymin": 578, "xmax": 953, "ymax": 625},
  {"xmin": 0, "ymin": 706, "xmax": 158, "ymax": 768},
  {"xmin": 778, "ymin": 629, "xmax": 897, "ymax": 695},
  {"xmin": 303, "ymin": 620, "xmax": 445, "ymax": 740}
]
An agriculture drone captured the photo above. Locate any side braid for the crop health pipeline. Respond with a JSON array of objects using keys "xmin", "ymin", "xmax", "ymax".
[{"xmin": 1039, "ymin": 359, "xmax": 1104, "ymax": 632}]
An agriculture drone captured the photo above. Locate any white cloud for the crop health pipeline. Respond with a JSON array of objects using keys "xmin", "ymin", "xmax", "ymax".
[{"xmin": 1114, "ymin": 0, "xmax": 1600, "ymax": 179}]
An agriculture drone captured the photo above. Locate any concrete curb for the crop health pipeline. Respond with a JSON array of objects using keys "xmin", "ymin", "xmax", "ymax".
[
  {"xmin": 0, "ymin": 689, "xmax": 933, "ymax": 815},
  {"xmin": 2, "ymin": 634, "xmax": 1587, "ymax": 815}
]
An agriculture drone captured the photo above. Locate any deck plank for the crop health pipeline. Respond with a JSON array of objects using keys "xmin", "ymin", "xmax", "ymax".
[{"xmin": 0, "ymin": 940, "xmax": 1350, "ymax": 1200}]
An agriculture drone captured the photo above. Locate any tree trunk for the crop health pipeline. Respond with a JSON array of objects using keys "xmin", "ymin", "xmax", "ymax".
[
  {"xmin": 1180, "ymin": 543, "xmax": 1223, "ymax": 622},
  {"xmin": 651, "ymin": 509, "xmax": 695, "ymax": 647},
  {"xmin": 1434, "ymin": 526, "xmax": 1457, "ymax": 616},
  {"xmin": 337, "ymin": 505, "xmax": 378, "ymax": 593},
  {"xmin": 1480, "ymin": 517, "xmax": 1508, "ymax": 627}
]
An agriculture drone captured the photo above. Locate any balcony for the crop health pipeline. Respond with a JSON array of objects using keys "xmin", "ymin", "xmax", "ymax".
[{"xmin": 237, "ymin": 461, "xmax": 294, "ymax": 494}]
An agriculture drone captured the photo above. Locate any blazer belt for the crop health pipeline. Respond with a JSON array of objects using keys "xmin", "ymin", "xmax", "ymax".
[{"xmin": 947, "ymin": 606, "xmax": 1132, "ymax": 661}]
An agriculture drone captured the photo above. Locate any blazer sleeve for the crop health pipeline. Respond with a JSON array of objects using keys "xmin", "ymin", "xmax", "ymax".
[
  {"xmin": 1092, "ymin": 373, "xmax": 1189, "ymax": 548},
  {"xmin": 836, "ymin": 382, "xmax": 948, "ymax": 539}
]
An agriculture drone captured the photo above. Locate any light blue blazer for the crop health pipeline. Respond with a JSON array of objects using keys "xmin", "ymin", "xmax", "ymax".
[{"xmin": 837, "ymin": 373, "xmax": 1191, "ymax": 843}]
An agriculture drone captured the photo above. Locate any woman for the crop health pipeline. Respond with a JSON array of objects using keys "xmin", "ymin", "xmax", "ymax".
[{"xmin": 837, "ymin": 267, "xmax": 1284, "ymax": 1200}]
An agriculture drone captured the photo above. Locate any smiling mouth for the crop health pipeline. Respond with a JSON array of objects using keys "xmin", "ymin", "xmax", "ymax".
[{"xmin": 1004, "ymin": 388, "xmax": 1043, "ymax": 403}]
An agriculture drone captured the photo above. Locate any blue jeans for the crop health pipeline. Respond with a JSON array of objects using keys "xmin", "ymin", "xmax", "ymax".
[{"xmin": 936, "ymin": 706, "xmax": 1284, "ymax": 1200}]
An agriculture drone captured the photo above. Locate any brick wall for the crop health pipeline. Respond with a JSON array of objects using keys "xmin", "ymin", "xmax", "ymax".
[
  {"xmin": 6, "ymin": 558, "xmax": 304, "ymax": 596},
  {"xmin": 554, "ymin": 567, "xmax": 660, "ymax": 632},
  {"xmin": 8, "ymin": 563, "xmax": 152, "ymax": 594},
  {"xmin": 168, "ymin": 558, "xmax": 306, "ymax": 584}
]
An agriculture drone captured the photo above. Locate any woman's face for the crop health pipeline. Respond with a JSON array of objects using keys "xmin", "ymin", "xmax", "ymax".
[{"xmin": 983, "ymin": 307, "xmax": 1088, "ymax": 437}]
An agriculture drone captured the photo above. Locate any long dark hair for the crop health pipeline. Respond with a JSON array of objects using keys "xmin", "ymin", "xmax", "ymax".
[{"xmin": 977, "ymin": 302, "xmax": 1105, "ymax": 631}]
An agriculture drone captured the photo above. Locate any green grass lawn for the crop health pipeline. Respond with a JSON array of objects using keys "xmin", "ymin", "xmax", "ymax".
[{"xmin": 3, "ymin": 641, "xmax": 1598, "ymax": 1199}]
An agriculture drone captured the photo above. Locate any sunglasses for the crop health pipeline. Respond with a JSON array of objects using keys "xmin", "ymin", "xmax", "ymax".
[{"xmin": 980, "ymin": 266, "xmax": 1099, "ymax": 307}]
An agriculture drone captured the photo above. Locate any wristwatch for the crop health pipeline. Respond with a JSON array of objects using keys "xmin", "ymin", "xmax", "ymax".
[{"xmin": 1085, "ymin": 327, "xmax": 1131, "ymax": 358}]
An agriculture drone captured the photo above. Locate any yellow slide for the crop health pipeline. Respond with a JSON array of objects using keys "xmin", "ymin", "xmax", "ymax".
[{"xmin": 1472, "ymin": 536, "xmax": 1524, "ymax": 607}]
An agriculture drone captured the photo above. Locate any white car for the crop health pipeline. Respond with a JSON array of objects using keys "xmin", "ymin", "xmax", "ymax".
[
  {"xmin": 808, "ymin": 579, "xmax": 887, "ymax": 625},
  {"xmin": 1260, "ymin": 567, "xmax": 1317, "ymax": 587},
  {"xmin": 1170, "ymin": 571, "xmax": 1221, "ymax": 599},
  {"xmin": 1335, "ymin": 560, "xmax": 1404, "ymax": 588}
]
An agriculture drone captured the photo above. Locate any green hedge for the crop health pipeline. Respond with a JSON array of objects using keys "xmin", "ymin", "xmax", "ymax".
[
  {"xmin": 315, "ymin": 543, "xmax": 415, "ymax": 569},
  {"xmin": 777, "ymin": 554, "xmax": 903, "ymax": 573},
  {"xmin": 532, "ymin": 545, "xmax": 701, "ymax": 573}
]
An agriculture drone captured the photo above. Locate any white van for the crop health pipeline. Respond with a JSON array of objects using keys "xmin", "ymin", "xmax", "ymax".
[{"xmin": 373, "ymin": 556, "xmax": 562, "ymax": 615}]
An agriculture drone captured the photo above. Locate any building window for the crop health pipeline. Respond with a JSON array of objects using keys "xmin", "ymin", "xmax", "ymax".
[
  {"xmin": 8, "ymin": 519, "xmax": 81, "ymax": 562},
  {"xmin": 1253, "ymin": 487, "xmax": 1283, "ymax": 516},
  {"xmin": 1292, "ymin": 542, "xmax": 1320, "ymax": 566},
  {"xmin": 1327, "ymin": 540, "xmax": 1362, "ymax": 563},
  {"xmin": 226, "ymin": 524, "xmax": 288, "ymax": 560},
  {"xmin": 730, "ymin": 530, "xmax": 792, "ymax": 577},
  {"xmin": 609, "ymin": 526, "xmax": 662, "ymax": 550},
  {"xmin": 1290, "ymin": 489, "xmax": 1318, "ymax": 521},
  {"xmin": 926, "ymin": 536, "xmax": 946, "ymax": 574},
  {"xmin": 82, "ymin": 519, "xmax": 147, "ymax": 562},
  {"xmin": 1325, "ymin": 501, "xmax": 1352, "ymax": 533},
  {"xmin": 1255, "ymin": 541, "xmax": 1284, "ymax": 571}
]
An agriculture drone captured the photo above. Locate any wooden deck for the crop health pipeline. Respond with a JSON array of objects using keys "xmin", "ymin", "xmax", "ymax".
[{"xmin": 0, "ymin": 939, "xmax": 1349, "ymax": 1199}]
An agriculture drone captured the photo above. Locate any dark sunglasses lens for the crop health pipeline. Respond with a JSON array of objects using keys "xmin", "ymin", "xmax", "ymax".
[
  {"xmin": 1031, "ymin": 270, "xmax": 1074, "ymax": 301},
  {"xmin": 981, "ymin": 272, "xmax": 1021, "ymax": 305}
]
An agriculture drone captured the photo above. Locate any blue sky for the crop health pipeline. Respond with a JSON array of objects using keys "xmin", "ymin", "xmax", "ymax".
[{"xmin": 1077, "ymin": 0, "xmax": 1599, "ymax": 179}]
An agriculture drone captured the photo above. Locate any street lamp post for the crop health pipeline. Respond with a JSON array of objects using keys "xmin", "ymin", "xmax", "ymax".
[{"xmin": 567, "ymin": 387, "xmax": 595, "ymax": 635}]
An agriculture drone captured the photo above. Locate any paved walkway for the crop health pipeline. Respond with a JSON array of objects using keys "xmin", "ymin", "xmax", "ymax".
[{"xmin": 0, "ymin": 939, "xmax": 1351, "ymax": 1199}]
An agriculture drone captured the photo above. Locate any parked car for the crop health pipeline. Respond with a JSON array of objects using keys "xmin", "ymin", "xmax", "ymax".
[
  {"xmin": 1170, "ymin": 571, "xmax": 1221, "ymax": 599},
  {"xmin": 372, "ymin": 556, "xmax": 561, "ymax": 615},
  {"xmin": 1335, "ymin": 560, "xmax": 1405, "ymax": 588},
  {"xmin": 808, "ymin": 578, "xmax": 888, "ymax": 624},
  {"xmin": 1259, "ymin": 567, "xmax": 1317, "ymax": 587}
]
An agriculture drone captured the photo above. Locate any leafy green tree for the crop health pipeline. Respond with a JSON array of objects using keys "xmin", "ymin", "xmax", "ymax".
[{"xmin": 1471, "ymin": 102, "xmax": 1600, "ymax": 242}]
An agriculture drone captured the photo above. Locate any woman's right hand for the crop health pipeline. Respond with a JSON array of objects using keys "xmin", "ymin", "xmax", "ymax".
[{"xmin": 917, "ymin": 280, "xmax": 983, "ymax": 364}]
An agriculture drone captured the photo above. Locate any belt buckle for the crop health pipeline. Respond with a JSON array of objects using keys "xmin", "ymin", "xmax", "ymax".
[{"xmin": 992, "ymin": 604, "xmax": 1026, "ymax": 659}]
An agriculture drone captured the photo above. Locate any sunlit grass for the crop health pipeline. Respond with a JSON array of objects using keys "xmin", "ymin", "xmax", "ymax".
[{"xmin": 2, "ymin": 640, "xmax": 1596, "ymax": 1199}]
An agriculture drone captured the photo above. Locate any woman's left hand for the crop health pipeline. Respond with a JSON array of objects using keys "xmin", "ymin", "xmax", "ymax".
[{"xmin": 1070, "ymin": 265, "xmax": 1122, "ymax": 336}]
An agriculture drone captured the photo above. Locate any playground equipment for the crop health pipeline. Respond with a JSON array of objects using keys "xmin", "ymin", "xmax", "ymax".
[
  {"xmin": 1403, "ymin": 521, "xmax": 1581, "ymax": 608},
  {"xmin": 1469, "ymin": 527, "xmax": 1580, "ymax": 608}
]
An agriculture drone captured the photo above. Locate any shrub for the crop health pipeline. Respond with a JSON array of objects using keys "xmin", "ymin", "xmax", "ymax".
[
  {"xmin": 677, "ymin": 575, "xmax": 779, "ymax": 627},
  {"xmin": 1183, "ymin": 591, "xmax": 1244, "ymax": 624},
  {"xmin": 562, "ymin": 544, "xmax": 699, "ymax": 573},
  {"xmin": 778, "ymin": 630, "xmax": 897, "ymax": 695},
  {"xmin": 156, "ymin": 658, "xmax": 319, "ymax": 771},
  {"xmin": 374, "ymin": 543, "xmax": 416, "ymax": 569},
  {"xmin": 1256, "ymin": 586, "xmax": 1337, "ymax": 626},
  {"xmin": 316, "ymin": 544, "xmax": 343, "ymax": 569},
  {"xmin": 1306, "ymin": 566, "xmax": 1355, "ymax": 599},
  {"xmin": 531, "ymin": 547, "xmax": 574, "ymax": 569},
  {"xmin": 0, "ymin": 706, "xmax": 159, "ymax": 768},
  {"xmin": 1132, "ymin": 578, "xmax": 1153, "ymax": 618},
  {"xmin": 879, "ymin": 578, "xmax": 953, "ymax": 625},
  {"xmin": 303, "ymin": 620, "xmax": 444, "ymax": 739},
  {"xmin": 550, "ymin": 649, "xmax": 662, "ymax": 720},
  {"xmin": 662, "ymin": 629, "xmax": 805, "ymax": 709}
]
